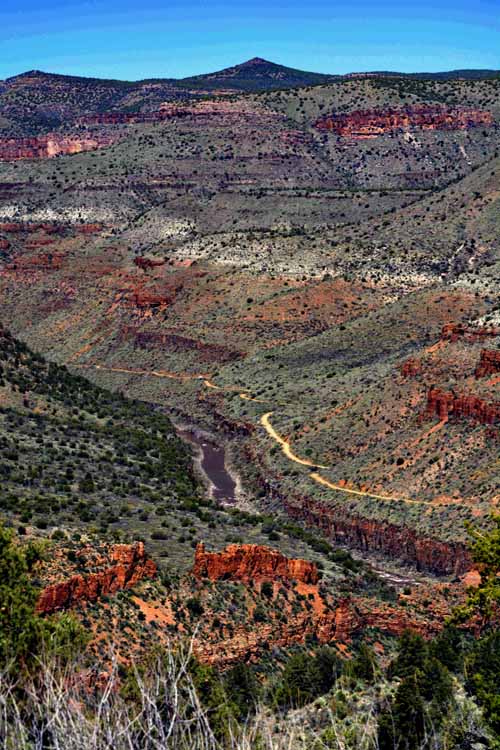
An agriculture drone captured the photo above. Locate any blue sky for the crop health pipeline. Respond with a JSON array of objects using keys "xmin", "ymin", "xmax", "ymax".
[{"xmin": 1, "ymin": 0, "xmax": 499, "ymax": 80}]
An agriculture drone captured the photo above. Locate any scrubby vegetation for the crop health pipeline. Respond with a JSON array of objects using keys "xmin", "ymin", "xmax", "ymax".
[{"xmin": 0, "ymin": 509, "xmax": 499, "ymax": 748}]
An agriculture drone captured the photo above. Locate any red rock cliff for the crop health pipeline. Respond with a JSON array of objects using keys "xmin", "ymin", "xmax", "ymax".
[
  {"xmin": 441, "ymin": 323, "xmax": 500, "ymax": 342},
  {"xmin": 400, "ymin": 357, "xmax": 422, "ymax": 378},
  {"xmin": 134, "ymin": 256, "xmax": 167, "ymax": 271},
  {"xmin": 315, "ymin": 105, "xmax": 493, "ymax": 139},
  {"xmin": 475, "ymin": 349, "xmax": 500, "ymax": 378},
  {"xmin": 192, "ymin": 542, "xmax": 319, "ymax": 584},
  {"xmin": 36, "ymin": 542, "xmax": 157, "ymax": 614},
  {"xmin": 425, "ymin": 388, "xmax": 500, "ymax": 425},
  {"xmin": 0, "ymin": 133, "xmax": 117, "ymax": 161}
]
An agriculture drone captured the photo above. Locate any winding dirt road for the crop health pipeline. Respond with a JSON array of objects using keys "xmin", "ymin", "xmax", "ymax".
[
  {"xmin": 260, "ymin": 412, "xmax": 327, "ymax": 469},
  {"xmin": 73, "ymin": 359, "xmax": 433, "ymax": 506}
]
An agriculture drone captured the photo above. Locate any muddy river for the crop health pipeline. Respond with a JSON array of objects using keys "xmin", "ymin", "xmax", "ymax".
[{"xmin": 176, "ymin": 425, "xmax": 237, "ymax": 504}]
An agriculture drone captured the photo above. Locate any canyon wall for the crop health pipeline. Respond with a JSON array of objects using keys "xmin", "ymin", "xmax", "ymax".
[
  {"xmin": 189, "ymin": 542, "xmax": 447, "ymax": 668},
  {"xmin": 194, "ymin": 595, "xmax": 436, "ymax": 667},
  {"xmin": 82, "ymin": 100, "xmax": 279, "ymax": 126},
  {"xmin": 400, "ymin": 357, "xmax": 422, "ymax": 377},
  {"xmin": 192, "ymin": 542, "xmax": 319, "ymax": 584},
  {"xmin": 237, "ymin": 439, "xmax": 472, "ymax": 576},
  {"xmin": 134, "ymin": 256, "xmax": 167, "ymax": 271},
  {"xmin": 190, "ymin": 543, "xmax": 438, "ymax": 667},
  {"xmin": 475, "ymin": 349, "xmax": 500, "ymax": 378},
  {"xmin": 441, "ymin": 323, "xmax": 500, "ymax": 342},
  {"xmin": 36, "ymin": 542, "xmax": 157, "ymax": 614},
  {"xmin": 118, "ymin": 325, "xmax": 244, "ymax": 363},
  {"xmin": 425, "ymin": 388, "xmax": 500, "ymax": 425},
  {"xmin": 0, "ymin": 133, "xmax": 117, "ymax": 161},
  {"xmin": 314, "ymin": 105, "xmax": 493, "ymax": 139},
  {"xmin": 284, "ymin": 495, "xmax": 471, "ymax": 576}
]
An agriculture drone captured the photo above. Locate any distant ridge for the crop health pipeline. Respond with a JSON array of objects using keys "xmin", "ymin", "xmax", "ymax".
[
  {"xmin": 5, "ymin": 59, "xmax": 499, "ymax": 92},
  {"xmin": 344, "ymin": 69, "xmax": 500, "ymax": 81}
]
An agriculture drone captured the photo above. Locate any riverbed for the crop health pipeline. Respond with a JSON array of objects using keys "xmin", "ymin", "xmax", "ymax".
[{"xmin": 176, "ymin": 425, "xmax": 237, "ymax": 504}]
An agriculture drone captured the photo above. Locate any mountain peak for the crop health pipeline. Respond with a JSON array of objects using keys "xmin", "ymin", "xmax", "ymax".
[{"xmin": 238, "ymin": 57, "xmax": 273, "ymax": 67}]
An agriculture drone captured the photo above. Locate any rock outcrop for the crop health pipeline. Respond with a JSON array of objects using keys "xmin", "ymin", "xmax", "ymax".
[
  {"xmin": 36, "ymin": 542, "xmax": 157, "ymax": 614},
  {"xmin": 0, "ymin": 222, "xmax": 65, "ymax": 234},
  {"xmin": 0, "ymin": 133, "xmax": 116, "ymax": 160},
  {"xmin": 132, "ymin": 290, "xmax": 173, "ymax": 308},
  {"xmin": 475, "ymin": 349, "xmax": 500, "ymax": 378},
  {"xmin": 288, "ymin": 499, "xmax": 471, "ymax": 575},
  {"xmin": 6, "ymin": 252, "xmax": 66, "ymax": 271},
  {"xmin": 193, "ymin": 542, "xmax": 318, "ymax": 584},
  {"xmin": 190, "ymin": 543, "xmax": 441, "ymax": 667},
  {"xmin": 441, "ymin": 323, "xmax": 500, "ymax": 342},
  {"xmin": 134, "ymin": 256, "xmax": 167, "ymax": 271},
  {"xmin": 118, "ymin": 326, "xmax": 244, "ymax": 363},
  {"xmin": 75, "ymin": 223, "xmax": 103, "ymax": 234},
  {"xmin": 82, "ymin": 100, "xmax": 279, "ymax": 127},
  {"xmin": 314, "ymin": 105, "xmax": 493, "ymax": 139},
  {"xmin": 400, "ymin": 357, "xmax": 422, "ymax": 377},
  {"xmin": 425, "ymin": 388, "xmax": 500, "ymax": 425},
  {"xmin": 194, "ymin": 595, "xmax": 436, "ymax": 667}
]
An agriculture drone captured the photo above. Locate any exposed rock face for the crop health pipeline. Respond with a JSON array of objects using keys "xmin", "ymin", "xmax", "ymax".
[
  {"xmin": 400, "ymin": 357, "xmax": 422, "ymax": 377},
  {"xmin": 441, "ymin": 323, "xmax": 500, "ymax": 342},
  {"xmin": 134, "ymin": 256, "xmax": 167, "ymax": 271},
  {"xmin": 279, "ymin": 491, "xmax": 471, "ymax": 575},
  {"xmin": 425, "ymin": 388, "xmax": 500, "ymax": 425},
  {"xmin": 6, "ymin": 252, "xmax": 66, "ymax": 271},
  {"xmin": 314, "ymin": 105, "xmax": 493, "ymax": 139},
  {"xmin": 36, "ymin": 542, "xmax": 157, "ymax": 614},
  {"xmin": 475, "ymin": 349, "xmax": 500, "ymax": 378},
  {"xmin": 82, "ymin": 111, "xmax": 169, "ymax": 125},
  {"xmin": 82, "ymin": 100, "xmax": 279, "ymax": 126},
  {"xmin": 132, "ymin": 290, "xmax": 173, "ymax": 308},
  {"xmin": 118, "ymin": 325, "xmax": 244, "ymax": 363},
  {"xmin": 0, "ymin": 222, "xmax": 65, "ymax": 233},
  {"xmin": 192, "ymin": 542, "xmax": 319, "ymax": 584},
  {"xmin": 0, "ymin": 133, "xmax": 116, "ymax": 160},
  {"xmin": 75, "ymin": 223, "xmax": 103, "ymax": 234},
  {"xmin": 190, "ymin": 545, "xmax": 442, "ymax": 666},
  {"xmin": 194, "ymin": 595, "xmax": 436, "ymax": 667}
]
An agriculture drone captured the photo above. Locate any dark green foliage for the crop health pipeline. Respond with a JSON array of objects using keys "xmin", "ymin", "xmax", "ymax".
[
  {"xmin": 448, "ymin": 518, "xmax": 500, "ymax": 741},
  {"xmin": 273, "ymin": 646, "xmax": 341, "ymax": 708},
  {"xmin": 0, "ymin": 326, "xmax": 200, "ymax": 559},
  {"xmin": 223, "ymin": 663, "xmax": 260, "ymax": 720},
  {"xmin": 378, "ymin": 629, "xmax": 454, "ymax": 750},
  {"xmin": 0, "ymin": 522, "xmax": 86, "ymax": 673},
  {"xmin": 186, "ymin": 597, "xmax": 204, "ymax": 617},
  {"xmin": 260, "ymin": 581, "xmax": 273, "ymax": 598},
  {"xmin": 454, "ymin": 516, "xmax": 500, "ymax": 625},
  {"xmin": 389, "ymin": 630, "xmax": 428, "ymax": 679},
  {"xmin": 378, "ymin": 674, "xmax": 427, "ymax": 750},
  {"xmin": 189, "ymin": 659, "xmax": 237, "ymax": 741},
  {"xmin": 314, "ymin": 645, "xmax": 343, "ymax": 694},
  {"xmin": 179, "ymin": 58, "xmax": 335, "ymax": 93},
  {"xmin": 348, "ymin": 642, "xmax": 377, "ymax": 683},
  {"xmin": 429, "ymin": 623, "xmax": 466, "ymax": 673},
  {"xmin": 467, "ymin": 631, "xmax": 500, "ymax": 737}
]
